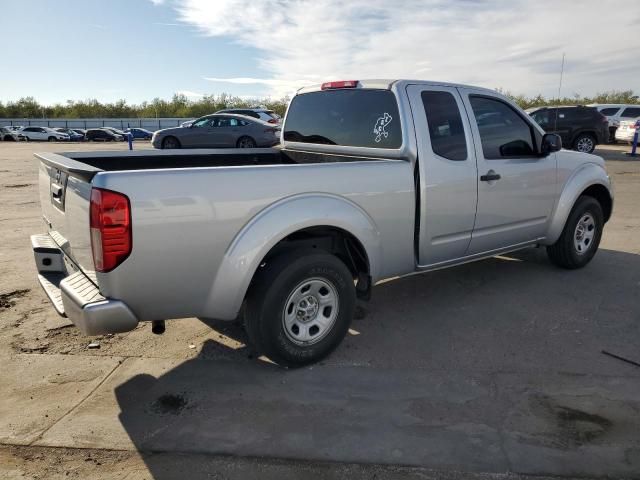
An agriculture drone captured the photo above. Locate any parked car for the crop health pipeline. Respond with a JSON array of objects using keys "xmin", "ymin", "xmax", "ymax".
[
  {"xmin": 588, "ymin": 104, "xmax": 640, "ymax": 142},
  {"xmin": 31, "ymin": 79, "xmax": 613, "ymax": 367},
  {"xmin": 86, "ymin": 128, "xmax": 123, "ymax": 142},
  {"xmin": 19, "ymin": 126, "xmax": 69, "ymax": 142},
  {"xmin": 527, "ymin": 105, "xmax": 608, "ymax": 153},
  {"xmin": 124, "ymin": 127, "xmax": 153, "ymax": 140},
  {"xmin": 6, "ymin": 125, "xmax": 23, "ymax": 132},
  {"xmin": 100, "ymin": 127, "xmax": 128, "ymax": 141},
  {"xmin": 1, "ymin": 126, "xmax": 26, "ymax": 141},
  {"xmin": 55, "ymin": 128, "xmax": 84, "ymax": 141},
  {"xmin": 71, "ymin": 129, "xmax": 87, "ymax": 138},
  {"xmin": 152, "ymin": 114, "xmax": 280, "ymax": 149},
  {"xmin": 614, "ymin": 118, "xmax": 640, "ymax": 144},
  {"xmin": 216, "ymin": 108, "xmax": 281, "ymax": 124}
]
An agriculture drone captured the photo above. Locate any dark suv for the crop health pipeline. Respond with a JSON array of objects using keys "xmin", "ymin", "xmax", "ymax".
[{"xmin": 527, "ymin": 106, "xmax": 608, "ymax": 153}]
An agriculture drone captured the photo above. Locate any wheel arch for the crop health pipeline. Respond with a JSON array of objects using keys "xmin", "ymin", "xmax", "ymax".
[
  {"xmin": 203, "ymin": 193, "xmax": 381, "ymax": 320},
  {"xmin": 543, "ymin": 164, "xmax": 613, "ymax": 245}
]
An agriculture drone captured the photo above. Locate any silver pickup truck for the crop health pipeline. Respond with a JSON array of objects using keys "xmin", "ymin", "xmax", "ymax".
[{"xmin": 31, "ymin": 79, "xmax": 613, "ymax": 366}]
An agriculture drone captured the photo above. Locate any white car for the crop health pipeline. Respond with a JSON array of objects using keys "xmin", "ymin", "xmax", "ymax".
[
  {"xmin": 215, "ymin": 108, "xmax": 282, "ymax": 124},
  {"xmin": 19, "ymin": 126, "xmax": 70, "ymax": 142},
  {"xmin": 589, "ymin": 104, "xmax": 640, "ymax": 141},
  {"xmin": 614, "ymin": 118, "xmax": 640, "ymax": 144}
]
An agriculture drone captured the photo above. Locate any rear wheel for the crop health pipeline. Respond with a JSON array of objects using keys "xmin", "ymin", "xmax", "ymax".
[
  {"xmin": 236, "ymin": 136, "xmax": 256, "ymax": 148},
  {"xmin": 547, "ymin": 196, "xmax": 603, "ymax": 269},
  {"xmin": 573, "ymin": 134, "xmax": 596, "ymax": 153},
  {"xmin": 245, "ymin": 250, "xmax": 356, "ymax": 367},
  {"xmin": 162, "ymin": 136, "xmax": 181, "ymax": 149},
  {"xmin": 47, "ymin": 136, "xmax": 56, "ymax": 142}
]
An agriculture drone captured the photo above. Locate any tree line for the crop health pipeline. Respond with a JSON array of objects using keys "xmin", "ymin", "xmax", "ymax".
[
  {"xmin": 0, "ymin": 93, "xmax": 290, "ymax": 119},
  {"xmin": 0, "ymin": 90, "xmax": 637, "ymax": 119}
]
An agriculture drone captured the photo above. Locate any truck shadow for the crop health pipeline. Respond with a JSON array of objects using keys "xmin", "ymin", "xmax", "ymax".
[{"xmin": 115, "ymin": 247, "xmax": 640, "ymax": 479}]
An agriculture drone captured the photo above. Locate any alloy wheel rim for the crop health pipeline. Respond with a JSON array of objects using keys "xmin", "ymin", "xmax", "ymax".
[
  {"xmin": 576, "ymin": 137, "xmax": 593, "ymax": 152},
  {"xmin": 573, "ymin": 212, "xmax": 596, "ymax": 255},
  {"xmin": 282, "ymin": 277, "xmax": 339, "ymax": 346}
]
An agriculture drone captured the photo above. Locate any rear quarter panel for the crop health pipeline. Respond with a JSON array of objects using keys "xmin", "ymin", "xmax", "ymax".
[{"xmin": 92, "ymin": 160, "xmax": 415, "ymax": 321}]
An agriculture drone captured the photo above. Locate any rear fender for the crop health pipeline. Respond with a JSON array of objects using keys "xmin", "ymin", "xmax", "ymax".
[{"xmin": 203, "ymin": 193, "xmax": 381, "ymax": 320}]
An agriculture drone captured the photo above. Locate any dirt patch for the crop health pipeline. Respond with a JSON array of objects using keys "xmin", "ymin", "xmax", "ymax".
[
  {"xmin": 149, "ymin": 393, "xmax": 188, "ymax": 415},
  {"xmin": 0, "ymin": 289, "xmax": 30, "ymax": 309}
]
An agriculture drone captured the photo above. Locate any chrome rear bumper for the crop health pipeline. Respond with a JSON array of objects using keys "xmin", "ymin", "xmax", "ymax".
[{"xmin": 31, "ymin": 234, "xmax": 139, "ymax": 336}]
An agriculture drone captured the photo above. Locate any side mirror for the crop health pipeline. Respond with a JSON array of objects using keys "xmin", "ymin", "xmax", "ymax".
[{"xmin": 541, "ymin": 133, "xmax": 562, "ymax": 156}]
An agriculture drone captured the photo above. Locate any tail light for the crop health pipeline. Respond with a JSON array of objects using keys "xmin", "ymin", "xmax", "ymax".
[
  {"xmin": 321, "ymin": 80, "xmax": 358, "ymax": 90},
  {"xmin": 267, "ymin": 118, "xmax": 277, "ymax": 124},
  {"xmin": 90, "ymin": 188, "xmax": 131, "ymax": 272}
]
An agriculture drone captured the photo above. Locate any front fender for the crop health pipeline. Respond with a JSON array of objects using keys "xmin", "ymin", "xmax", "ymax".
[
  {"xmin": 203, "ymin": 193, "xmax": 382, "ymax": 320},
  {"xmin": 543, "ymin": 162, "xmax": 613, "ymax": 245}
]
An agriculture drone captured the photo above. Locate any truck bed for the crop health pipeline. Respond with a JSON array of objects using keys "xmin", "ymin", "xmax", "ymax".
[
  {"xmin": 36, "ymin": 148, "xmax": 375, "ymax": 180},
  {"xmin": 35, "ymin": 147, "xmax": 417, "ymax": 322}
]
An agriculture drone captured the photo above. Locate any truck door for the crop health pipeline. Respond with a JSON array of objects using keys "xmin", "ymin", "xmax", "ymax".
[
  {"xmin": 406, "ymin": 85, "xmax": 478, "ymax": 266},
  {"xmin": 458, "ymin": 89, "xmax": 557, "ymax": 254}
]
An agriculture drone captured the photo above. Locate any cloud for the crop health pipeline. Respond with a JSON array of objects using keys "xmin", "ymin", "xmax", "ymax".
[
  {"xmin": 149, "ymin": 0, "xmax": 165, "ymax": 5},
  {"xmin": 176, "ymin": 90, "xmax": 205, "ymax": 98},
  {"xmin": 171, "ymin": 0, "xmax": 640, "ymax": 97}
]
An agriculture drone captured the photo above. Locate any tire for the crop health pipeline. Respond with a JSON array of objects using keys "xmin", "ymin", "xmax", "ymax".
[
  {"xmin": 573, "ymin": 133, "xmax": 596, "ymax": 153},
  {"xmin": 547, "ymin": 195, "xmax": 604, "ymax": 269},
  {"xmin": 244, "ymin": 250, "xmax": 356, "ymax": 367},
  {"xmin": 47, "ymin": 136, "xmax": 56, "ymax": 142},
  {"xmin": 162, "ymin": 136, "xmax": 181, "ymax": 149},
  {"xmin": 236, "ymin": 136, "xmax": 256, "ymax": 148}
]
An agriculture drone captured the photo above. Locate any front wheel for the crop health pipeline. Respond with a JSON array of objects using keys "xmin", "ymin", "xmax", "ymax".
[
  {"xmin": 244, "ymin": 250, "xmax": 356, "ymax": 367},
  {"xmin": 162, "ymin": 136, "xmax": 181, "ymax": 149},
  {"xmin": 573, "ymin": 134, "xmax": 596, "ymax": 153},
  {"xmin": 547, "ymin": 196, "xmax": 604, "ymax": 269},
  {"xmin": 48, "ymin": 136, "xmax": 56, "ymax": 142}
]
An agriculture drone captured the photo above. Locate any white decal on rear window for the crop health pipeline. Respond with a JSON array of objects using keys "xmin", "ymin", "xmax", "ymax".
[{"xmin": 373, "ymin": 113, "xmax": 393, "ymax": 143}]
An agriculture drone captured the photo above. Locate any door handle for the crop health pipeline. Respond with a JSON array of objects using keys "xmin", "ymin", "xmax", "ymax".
[{"xmin": 480, "ymin": 171, "xmax": 501, "ymax": 182}]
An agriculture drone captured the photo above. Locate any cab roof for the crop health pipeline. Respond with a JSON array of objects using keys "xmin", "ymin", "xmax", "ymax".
[{"xmin": 296, "ymin": 79, "xmax": 497, "ymax": 95}]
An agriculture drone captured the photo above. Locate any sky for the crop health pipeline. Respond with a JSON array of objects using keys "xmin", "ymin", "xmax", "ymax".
[{"xmin": 1, "ymin": 0, "xmax": 638, "ymax": 105}]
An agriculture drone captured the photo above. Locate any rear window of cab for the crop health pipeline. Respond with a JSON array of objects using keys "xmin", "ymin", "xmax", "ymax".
[{"xmin": 284, "ymin": 89, "xmax": 402, "ymax": 149}]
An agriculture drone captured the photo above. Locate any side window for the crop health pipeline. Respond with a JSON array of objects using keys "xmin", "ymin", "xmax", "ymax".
[
  {"xmin": 621, "ymin": 107, "xmax": 640, "ymax": 118},
  {"xmin": 192, "ymin": 118, "xmax": 211, "ymax": 128},
  {"xmin": 229, "ymin": 118, "xmax": 240, "ymax": 127},
  {"xmin": 530, "ymin": 110, "xmax": 550, "ymax": 128},
  {"xmin": 600, "ymin": 107, "xmax": 620, "ymax": 116},
  {"xmin": 23, "ymin": 127, "xmax": 34, "ymax": 132},
  {"xmin": 470, "ymin": 96, "xmax": 536, "ymax": 159},
  {"xmin": 420, "ymin": 90, "xmax": 467, "ymax": 161}
]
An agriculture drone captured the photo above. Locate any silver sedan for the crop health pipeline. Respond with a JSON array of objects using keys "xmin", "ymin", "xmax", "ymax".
[{"xmin": 152, "ymin": 114, "xmax": 281, "ymax": 149}]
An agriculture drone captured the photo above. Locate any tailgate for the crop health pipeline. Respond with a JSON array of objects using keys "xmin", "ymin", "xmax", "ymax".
[{"xmin": 37, "ymin": 152, "xmax": 101, "ymax": 277}]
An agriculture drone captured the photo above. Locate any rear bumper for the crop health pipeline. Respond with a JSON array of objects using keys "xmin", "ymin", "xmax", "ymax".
[
  {"xmin": 615, "ymin": 129, "xmax": 637, "ymax": 142},
  {"xmin": 31, "ymin": 234, "xmax": 139, "ymax": 336}
]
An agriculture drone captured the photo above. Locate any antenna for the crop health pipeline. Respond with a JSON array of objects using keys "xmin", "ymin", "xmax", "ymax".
[{"xmin": 554, "ymin": 53, "xmax": 565, "ymax": 132}]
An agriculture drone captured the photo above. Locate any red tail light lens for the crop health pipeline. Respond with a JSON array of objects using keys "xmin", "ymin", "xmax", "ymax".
[
  {"xmin": 90, "ymin": 188, "xmax": 131, "ymax": 272},
  {"xmin": 267, "ymin": 118, "xmax": 277, "ymax": 124},
  {"xmin": 321, "ymin": 80, "xmax": 358, "ymax": 90}
]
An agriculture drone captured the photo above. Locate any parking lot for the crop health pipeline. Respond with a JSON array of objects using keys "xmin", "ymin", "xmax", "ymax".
[{"xmin": 1, "ymin": 140, "xmax": 639, "ymax": 479}]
